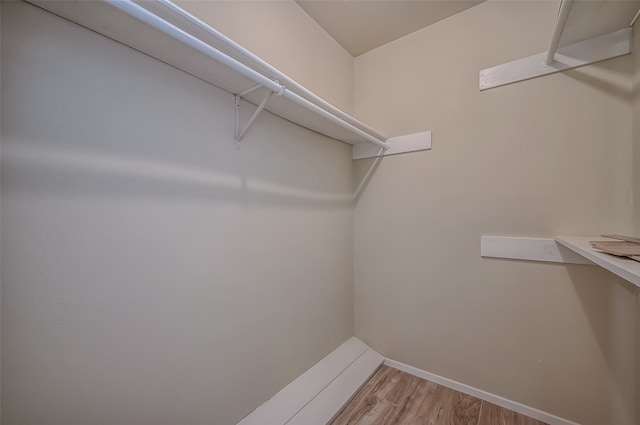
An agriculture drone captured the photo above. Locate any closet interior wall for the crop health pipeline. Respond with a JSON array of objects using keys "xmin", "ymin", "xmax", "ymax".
[
  {"xmin": 0, "ymin": 1, "xmax": 355, "ymax": 424},
  {"xmin": 633, "ymin": 21, "xmax": 640, "ymax": 423},
  {"xmin": 353, "ymin": 1, "xmax": 639, "ymax": 425},
  {"xmin": 3, "ymin": 1, "xmax": 640, "ymax": 425},
  {"xmin": 635, "ymin": 8, "xmax": 640, "ymax": 245}
]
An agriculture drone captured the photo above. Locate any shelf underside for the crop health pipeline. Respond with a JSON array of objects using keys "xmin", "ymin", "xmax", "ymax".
[
  {"xmin": 29, "ymin": 0, "xmax": 387, "ymax": 146},
  {"xmin": 555, "ymin": 236, "xmax": 640, "ymax": 288}
]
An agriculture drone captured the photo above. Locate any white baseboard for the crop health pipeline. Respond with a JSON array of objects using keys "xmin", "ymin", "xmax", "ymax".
[
  {"xmin": 236, "ymin": 338, "xmax": 581, "ymax": 425},
  {"xmin": 384, "ymin": 358, "xmax": 581, "ymax": 425},
  {"xmin": 236, "ymin": 337, "xmax": 384, "ymax": 425}
]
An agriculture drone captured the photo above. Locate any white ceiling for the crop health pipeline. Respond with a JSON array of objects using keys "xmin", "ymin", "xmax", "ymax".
[{"xmin": 296, "ymin": 0, "xmax": 485, "ymax": 56}]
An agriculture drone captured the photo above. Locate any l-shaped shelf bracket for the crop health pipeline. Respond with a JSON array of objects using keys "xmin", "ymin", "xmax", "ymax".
[
  {"xmin": 235, "ymin": 92, "xmax": 273, "ymax": 145},
  {"xmin": 235, "ymin": 83, "xmax": 280, "ymax": 146}
]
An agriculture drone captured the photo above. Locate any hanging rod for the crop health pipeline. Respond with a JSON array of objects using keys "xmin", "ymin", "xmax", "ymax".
[
  {"xmin": 156, "ymin": 0, "xmax": 384, "ymax": 139},
  {"xmin": 105, "ymin": 0, "xmax": 390, "ymax": 151},
  {"xmin": 545, "ymin": 0, "xmax": 574, "ymax": 65}
]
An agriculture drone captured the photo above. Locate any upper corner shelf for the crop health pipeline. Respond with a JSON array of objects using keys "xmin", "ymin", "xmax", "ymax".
[
  {"xmin": 554, "ymin": 236, "xmax": 640, "ymax": 288},
  {"xmin": 479, "ymin": 0, "xmax": 640, "ymax": 91},
  {"xmin": 28, "ymin": 0, "xmax": 386, "ymax": 147},
  {"xmin": 28, "ymin": 0, "xmax": 434, "ymax": 160}
]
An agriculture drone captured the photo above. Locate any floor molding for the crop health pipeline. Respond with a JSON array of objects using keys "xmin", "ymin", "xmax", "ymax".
[
  {"xmin": 236, "ymin": 337, "xmax": 581, "ymax": 425},
  {"xmin": 384, "ymin": 358, "xmax": 581, "ymax": 425},
  {"xmin": 236, "ymin": 337, "xmax": 383, "ymax": 425}
]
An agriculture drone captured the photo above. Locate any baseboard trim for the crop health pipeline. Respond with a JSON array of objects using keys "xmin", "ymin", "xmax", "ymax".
[
  {"xmin": 236, "ymin": 337, "xmax": 383, "ymax": 425},
  {"xmin": 384, "ymin": 358, "xmax": 581, "ymax": 425},
  {"xmin": 236, "ymin": 338, "xmax": 581, "ymax": 425}
]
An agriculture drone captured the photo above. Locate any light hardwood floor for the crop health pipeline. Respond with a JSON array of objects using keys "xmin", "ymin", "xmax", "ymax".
[{"xmin": 329, "ymin": 365, "xmax": 548, "ymax": 425}]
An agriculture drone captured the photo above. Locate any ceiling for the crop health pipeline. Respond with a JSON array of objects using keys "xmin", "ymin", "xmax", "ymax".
[{"xmin": 296, "ymin": 0, "xmax": 485, "ymax": 56}]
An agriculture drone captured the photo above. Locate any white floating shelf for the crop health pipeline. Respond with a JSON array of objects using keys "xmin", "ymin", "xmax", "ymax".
[
  {"xmin": 28, "ymin": 0, "xmax": 430, "ymax": 159},
  {"xmin": 480, "ymin": 236, "xmax": 592, "ymax": 265},
  {"xmin": 479, "ymin": 28, "xmax": 632, "ymax": 91},
  {"xmin": 555, "ymin": 236, "xmax": 640, "ymax": 288},
  {"xmin": 479, "ymin": 0, "xmax": 639, "ymax": 91}
]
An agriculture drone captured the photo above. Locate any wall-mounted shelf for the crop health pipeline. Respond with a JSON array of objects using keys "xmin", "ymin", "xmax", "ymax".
[
  {"xmin": 28, "ymin": 0, "xmax": 431, "ymax": 160},
  {"xmin": 481, "ymin": 235, "xmax": 640, "ymax": 288},
  {"xmin": 554, "ymin": 236, "xmax": 640, "ymax": 288},
  {"xmin": 479, "ymin": 0, "xmax": 639, "ymax": 90}
]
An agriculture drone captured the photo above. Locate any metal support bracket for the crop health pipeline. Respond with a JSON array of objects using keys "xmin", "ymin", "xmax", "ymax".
[
  {"xmin": 234, "ymin": 80, "xmax": 285, "ymax": 147},
  {"xmin": 235, "ymin": 91, "xmax": 274, "ymax": 146}
]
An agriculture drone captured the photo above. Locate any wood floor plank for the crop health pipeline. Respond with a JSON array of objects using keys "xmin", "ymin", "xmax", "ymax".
[
  {"xmin": 369, "ymin": 365, "xmax": 406, "ymax": 401},
  {"xmin": 331, "ymin": 366, "xmax": 547, "ymax": 425},
  {"xmin": 478, "ymin": 401, "xmax": 549, "ymax": 425},
  {"xmin": 330, "ymin": 386, "xmax": 375, "ymax": 424},
  {"xmin": 386, "ymin": 377, "xmax": 447, "ymax": 425},
  {"xmin": 330, "ymin": 366, "xmax": 397, "ymax": 425},
  {"xmin": 381, "ymin": 370, "xmax": 418, "ymax": 405},
  {"xmin": 429, "ymin": 388, "xmax": 481, "ymax": 425},
  {"xmin": 331, "ymin": 394, "xmax": 397, "ymax": 425}
]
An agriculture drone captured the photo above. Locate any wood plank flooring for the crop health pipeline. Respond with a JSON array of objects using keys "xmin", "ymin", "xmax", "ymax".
[{"xmin": 329, "ymin": 365, "xmax": 548, "ymax": 425}]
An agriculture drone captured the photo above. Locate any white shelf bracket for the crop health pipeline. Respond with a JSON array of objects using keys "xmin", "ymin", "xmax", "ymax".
[
  {"xmin": 235, "ymin": 90, "xmax": 275, "ymax": 147},
  {"xmin": 544, "ymin": 0, "xmax": 574, "ymax": 66},
  {"xmin": 235, "ymin": 79, "xmax": 285, "ymax": 147}
]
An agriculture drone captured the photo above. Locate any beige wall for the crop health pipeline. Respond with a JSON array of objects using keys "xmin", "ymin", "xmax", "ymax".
[
  {"xmin": 0, "ymin": 1, "xmax": 3, "ymax": 419},
  {"xmin": 634, "ymin": 20, "xmax": 640, "ymax": 239},
  {"xmin": 1, "ymin": 2, "xmax": 354, "ymax": 424},
  {"xmin": 176, "ymin": 0, "xmax": 354, "ymax": 114},
  {"xmin": 353, "ymin": 1, "xmax": 638, "ymax": 424},
  {"xmin": 633, "ymin": 24, "xmax": 640, "ymax": 425}
]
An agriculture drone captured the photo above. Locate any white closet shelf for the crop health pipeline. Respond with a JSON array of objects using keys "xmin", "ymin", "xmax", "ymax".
[
  {"xmin": 554, "ymin": 236, "xmax": 640, "ymax": 288},
  {"xmin": 29, "ymin": 0, "xmax": 432, "ymax": 159},
  {"xmin": 479, "ymin": 0, "xmax": 639, "ymax": 90}
]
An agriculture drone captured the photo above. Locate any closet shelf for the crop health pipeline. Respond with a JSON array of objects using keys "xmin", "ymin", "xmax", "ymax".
[
  {"xmin": 479, "ymin": 0, "xmax": 639, "ymax": 90},
  {"xmin": 29, "ymin": 0, "xmax": 432, "ymax": 159},
  {"xmin": 554, "ymin": 236, "xmax": 640, "ymax": 288}
]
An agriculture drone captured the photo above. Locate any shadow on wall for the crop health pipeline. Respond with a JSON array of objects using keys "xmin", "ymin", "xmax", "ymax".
[
  {"xmin": 3, "ymin": 134, "xmax": 386, "ymax": 210},
  {"xmin": 353, "ymin": 155, "xmax": 384, "ymax": 202},
  {"xmin": 564, "ymin": 60, "xmax": 632, "ymax": 100},
  {"xmin": 3, "ymin": 142, "xmax": 356, "ymax": 210},
  {"xmin": 565, "ymin": 265, "xmax": 638, "ymax": 425}
]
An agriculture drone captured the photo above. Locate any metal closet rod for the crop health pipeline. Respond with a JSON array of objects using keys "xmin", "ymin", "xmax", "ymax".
[
  {"xmin": 157, "ymin": 0, "xmax": 384, "ymax": 140},
  {"xmin": 105, "ymin": 0, "xmax": 390, "ymax": 150},
  {"xmin": 545, "ymin": 0, "xmax": 574, "ymax": 65}
]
